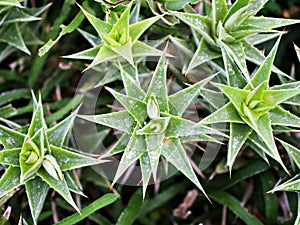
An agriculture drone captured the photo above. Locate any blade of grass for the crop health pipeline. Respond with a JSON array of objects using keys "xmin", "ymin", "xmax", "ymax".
[
  {"xmin": 115, "ymin": 189, "xmax": 143, "ymax": 225},
  {"xmin": 209, "ymin": 190, "xmax": 264, "ymax": 225},
  {"xmin": 54, "ymin": 193, "xmax": 118, "ymax": 225},
  {"xmin": 139, "ymin": 182, "xmax": 188, "ymax": 217}
]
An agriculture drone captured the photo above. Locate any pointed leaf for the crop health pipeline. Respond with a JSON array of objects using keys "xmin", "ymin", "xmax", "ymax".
[
  {"xmin": 108, "ymin": 133, "xmax": 130, "ymax": 156},
  {"xmin": 278, "ymin": 139, "xmax": 300, "ymax": 169},
  {"xmin": 140, "ymin": 152, "xmax": 152, "ymax": 199},
  {"xmin": 221, "ymin": 41, "xmax": 250, "ymax": 82},
  {"xmin": 246, "ymin": 32, "xmax": 281, "ymax": 45},
  {"xmin": 224, "ymin": 5, "xmax": 249, "ymax": 31},
  {"xmin": 269, "ymin": 175, "xmax": 300, "ymax": 193},
  {"xmin": 243, "ymin": 40, "xmax": 288, "ymax": 77},
  {"xmin": 25, "ymin": 177, "xmax": 49, "ymax": 224},
  {"xmin": 243, "ymin": 16, "xmax": 300, "ymax": 30},
  {"xmin": 200, "ymin": 88, "xmax": 227, "ymax": 109},
  {"xmin": 232, "ymin": 26, "xmax": 274, "ymax": 39},
  {"xmin": 110, "ymin": 1, "xmax": 131, "ymax": 38},
  {"xmin": 0, "ymin": 166, "xmax": 21, "ymax": 198},
  {"xmin": 214, "ymin": 83, "xmax": 250, "ymax": 116},
  {"xmin": 269, "ymin": 107, "xmax": 300, "ymax": 128},
  {"xmin": 132, "ymin": 41, "xmax": 166, "ymax": 58},
  {"xmin": 245, "ymin": 37, "xmax": 281, "ymax": 90},
  {"xmin": 169, "ymin": 73, "xmax": 216, "ymax": 116},
  {"xmin": 120, "ymin": 65, "xmax": 145, "ymax": 100},
  {"xmin": 160, "ymin": 138, "xmax": 209, "ymax": 200},
  {"xmin": 77, "ymin": 28, "xmax": 101, "ymax": 47},
  {"xmin": 0, "ymin": 0, "xmax": 23, "ymax": 7},
  {"xmin": 50, "ymin": 145, "xmax": 102, "ymax": 171},
  {"xmin": 63, "ymin": 46, "xmax": 100, "ymax": 60},
  {"xmin": 174, "ymin": 12, "xmax": 215, "ymax": 46},
  {"xmin": 47, "ymin": 113, "xmax": 75, "ymax": 147},
  {"xmin": 78, "ymin": 110, "xmax": 136, "ymax": 133},
  {"xmin": 37, "ymin": 168, "xmax": 79, "ymax": 212},
  {"xmin": 271, "ymin": 81, "xmax": 300, "ymax": 90},
  {"xmin": 0, "ymin": 124, "xmax": 25, "ymax": 149},
  {"xmin": 78, "ymin": 4, "xmax": 112, "ymax": 37},
  {"xmin": 220, "ymin": 44, "xmax": 247, "ymax": 88},
  {"xmin": 148, "ymin": 147, "xmax": 161, "ymax": 182},
  {"xmin": 105, "ymin": 87, "xmax": 147, "ymax": 126},
  {"xmin": 0, "ymin": 148, "xmax": 20, "ymax": 166},
  {"xmin": 25, "ymin": 3, "xmax": 52, "ymax": 17},
  {"xmin": 129, "ymin": 16, "xmax": 161, "ymax": 43},
  {"xmin": 185, "ymin": 38, "xmax": 221, "ymax": 74},
  {"xmin": 166, "ymin": 115, "xmax": 221, "ymax": 137},
  {"xmin": 247, "ymin": 0, "xmax": 269, "ymax": 13},
  {"xmin": 145, "ymin": 133, "xmax": 164, "ymax": 151},
  {"xmin": 254, "ymin": 114, "xmax": 288, "ymax": 173},
  {"xmin": 28, "ymin": 94, "xmax": 45, "ymax": 137},
  {"xmin": 145, "ymin": 53, "xmax": 169, "ymax": 112},
  {"xmin": 64, "ymin": 171, "xmax": 86, "ymax": 197},
  {"xmin": 224, "ymin": 0, "xmax": 250, "ymax": 21},
  {"xmin": 212, "ymin": 0, "xmax": 227, "ymax": 25},
  {"xmin": 0, "ymin": 23, "xmax": 30, "ymax": 54},
  {"xmin": 80, "ymin": 43, "xmax": 119, "ymax": 69},
  {"xmin": 112, "ymin": 129, "xmax": 146, "ymax": 185},
  {"xmin": 200, "ymin": 102, "xmax": 244, "ymax": 124},
  {"xmin": 111, "ymin": 43, "xmax": 134, "ymax": 66},
  {"xmin": 247, "ymin": 132, "xmax": 268, "ymax": 163},
  {"xmin": 263, "ymin": 88, "xmax": 300, "ymax": 107},
  {"xmin": 4, "ymin": 9, "xmax": 40, "ymax": 24},
  {"xmin": 227, "ymin": 124, "xmax": 252, "ymax": 173}
]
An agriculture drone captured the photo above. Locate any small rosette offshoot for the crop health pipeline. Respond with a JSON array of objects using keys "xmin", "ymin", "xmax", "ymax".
[{"xmin": 0, "ymin": 91, "xmax": 104, "ymax": 224}]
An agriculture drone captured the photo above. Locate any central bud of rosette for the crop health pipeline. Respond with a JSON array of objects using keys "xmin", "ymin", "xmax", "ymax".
[
  {"xmin": 21, "ymin": 139, "xmax": 41, "ymax": 165},
  {"xmin": 20, "ymin": 135, "xmax": 63, "ymax": 182},
  {"xmin": 104, "ymin": 28, "xmax": 131, "ymax": 49},
  {"xmin": 239, "ymin": 84, "xmax": 272, "ymax": 126},
  {"xmin": 136, "ymin": 96, "xmax": 170, "ymax": 135}
]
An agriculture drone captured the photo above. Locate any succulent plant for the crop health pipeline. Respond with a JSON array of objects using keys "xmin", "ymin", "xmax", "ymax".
[
  {"xmin": 0, "ymin": 92, "xmax": 104, "ymax": 224},
  {"xmin": 0, "ymin": 0, "xmax": 51, "ymax": 59},
  {"xmin": 174, "ymin": 0, "xmax": 300, "ymax": 82},
  {"xmin": 78, "ymin": 53, "xmax": 224, "ymax": 199},
  {"xmin": 60, "ymin": 2, "xmax": 164, "ymax": 71},
  {"xmin": 199, "ymin": 37, "xmax": 300, "ymax": 175}
]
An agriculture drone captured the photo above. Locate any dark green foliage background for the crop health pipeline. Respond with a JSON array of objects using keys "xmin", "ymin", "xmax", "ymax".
[{"xmin": 0, "ymin": 0, "xmax": 300, "ymax": 224}]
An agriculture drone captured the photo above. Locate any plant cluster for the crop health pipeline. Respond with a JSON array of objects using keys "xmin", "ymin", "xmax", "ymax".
[{"xmin": 1, "ymin": 0, "xmax": 300, "ymax": 224}]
